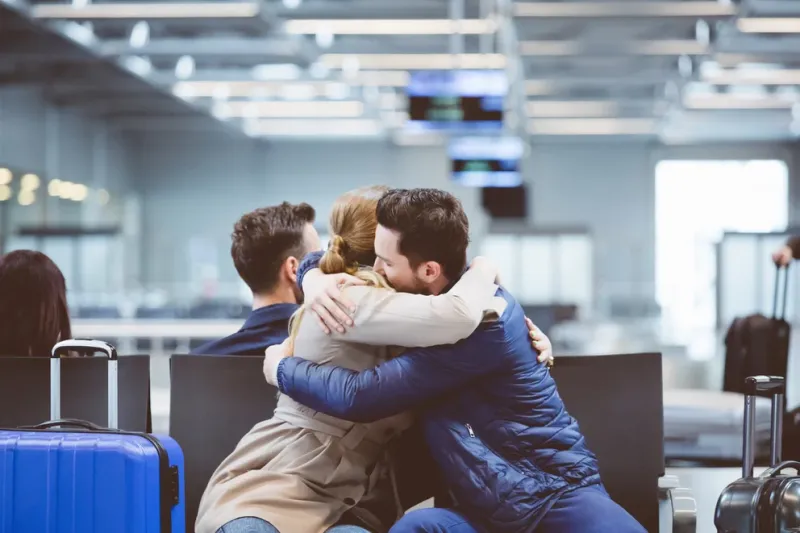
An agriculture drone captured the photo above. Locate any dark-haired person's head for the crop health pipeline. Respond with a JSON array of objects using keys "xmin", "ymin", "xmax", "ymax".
[
  {"xmin": 231, "ymin": 202, "xmax": 320, "ymax": 306},
  {"xmin": 0, "ymin": 250, "xmax": 72, "ymax": 356},
  {"xmin": 374, "ymin": 188, "xmax": 469, "ymax": 295}
]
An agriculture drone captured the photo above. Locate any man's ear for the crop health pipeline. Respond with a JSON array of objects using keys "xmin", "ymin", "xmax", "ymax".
[
  {"xmin": 416, "ymin": 261, "xmax": 443, "ymax": 284},
  {"xmin": 285, "ymin": 256, "xmax": 300, "ymax": 284}
]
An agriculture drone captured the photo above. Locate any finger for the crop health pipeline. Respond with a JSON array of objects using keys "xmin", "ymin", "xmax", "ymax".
[
  {"xmin": 319, "ymin": 303, "xmax": 347, "ymax": 333},
  {"xmin": 328, "ymin": 287, "xmax": 357, "ymax": 315},
  {"xmin": 312, "ymin": 303, "xmax": 342, "ymax": 333},
  {"xmin": 312, "ymin": 311, "xmax": 331, "ymax": 335},
  {"xmin": 524, "ymin": 316, "xmax": 535, "ymax": 331},
  {"xmin": 324, "ymin": 291, "xmax": 355, "ymax": 326}
]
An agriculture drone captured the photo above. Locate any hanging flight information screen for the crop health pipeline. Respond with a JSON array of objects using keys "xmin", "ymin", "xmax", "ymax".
[
  {"xmin": 448, "ymin": 136, "xmax": 524, "ymax": 187},
  {"xmin": 406, "ymin": 70, "xmax": 507, "ymax": 131}
]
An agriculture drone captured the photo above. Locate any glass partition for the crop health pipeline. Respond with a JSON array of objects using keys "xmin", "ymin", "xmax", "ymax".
[{"xmin": 480, "ymin": 230, "xmax": 593, "ymax": 313}]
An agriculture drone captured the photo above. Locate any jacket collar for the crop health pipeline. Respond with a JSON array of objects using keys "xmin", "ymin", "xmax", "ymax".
[{"xmin": 241, "ymin": 303, "xmax": 298, "ymax": 331}]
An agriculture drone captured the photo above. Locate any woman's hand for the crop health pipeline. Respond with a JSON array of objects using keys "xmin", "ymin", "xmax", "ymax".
[
  {"xmin": 264, "ymin": 339, "xmax": 291, "ymax": 386},
  {"xmin": 525, "ymin": 317, "xmax": 554, "ymax": 367},
  {"xmin": 304, "ymin": 270, "xmax": 365, "ymax": 334}
]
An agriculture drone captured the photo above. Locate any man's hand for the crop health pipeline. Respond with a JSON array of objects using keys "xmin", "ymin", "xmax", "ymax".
[
  {"xmin": 525, "ymin": 317, "xmax": 553, "ymax": 367},
  {"xmin": 304, "ymin": 270, "xmax": 365, "ymax": 334},
  {"xmin": 773, "ymin": 245, "xmax": 793, "ymax": 267},
  {"xmin": 264, "ymin": 339, "xmax": 291, "ymax": 386}
]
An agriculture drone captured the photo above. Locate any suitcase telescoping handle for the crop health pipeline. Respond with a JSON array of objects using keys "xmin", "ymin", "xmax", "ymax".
[
  {"xmin": 772, "ymin": 264, "xmax": 790, "ymax": 321},
  {"xmin": 743, "ymin": 375, "xmax": 785, "ymax": 478},
  {"xmin": 50, "ymin": 339, "xmax": 119, "ymax": 429}
]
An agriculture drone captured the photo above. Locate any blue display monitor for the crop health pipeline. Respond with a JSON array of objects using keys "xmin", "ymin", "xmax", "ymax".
[
  {"xmin": 448, "ymin": 136, "xmax": 524, "ymax": 187},
  {"xmin": 406, "ymin": 70, "xmax": 507, "ymax": 132}
]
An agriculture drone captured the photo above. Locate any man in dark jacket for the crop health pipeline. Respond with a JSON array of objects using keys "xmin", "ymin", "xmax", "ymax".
[
  {"xmin": 192, "ymin": 202, "xmax": 320, "ymax": 356},
  {"xmin": 263, "ymin": 189, "xmax": 645, "ymax": 533}
]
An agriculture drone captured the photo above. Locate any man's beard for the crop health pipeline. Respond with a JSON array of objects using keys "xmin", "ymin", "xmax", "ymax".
[{"xmin": 391, "ymin": 275, "xmax": 430, "ymax": 295}]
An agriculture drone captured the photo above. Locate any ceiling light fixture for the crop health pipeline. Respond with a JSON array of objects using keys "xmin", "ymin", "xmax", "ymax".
[
  {"xmin": 528, "ymin": 118, "xmax": 657, "ymax": 135},
  {"xmin": 315, "ymin": 30, "xmax": 334, "ymax": 49},
  {"xmin": 32, "ymin": 2, "xmax": 261, "ymax": 19},
  {"xmin": 175, "ymin": 55, "xmax": 195, "ymax": 79},
  {"xmin": 129, "ymin": 20, "xmax": 150, "ymax": 48},
  {"xmin": 683, "ymin": 94, "xmax": 796, "ymax": 110},
  {"xmin": 214, "ymin": 100, "xmax": 364, "ymax": 118},
  {"xmin": 284, "ymin": 19, "xmax": 496, "ymax": 35},
  {"xmin": 737, "ymin": 18, "xmax": 800, "ymax": 34},
  {"xmin": 245, "ymin": 119, "xmax": 382, "ymax": 137},
  {"xmin": 514, "ymin": 1, "xmax": 736, "ymax": 18},
  {"xmin": 320, "ymin": 53, "xmax": 506, "ymax": 70},
  {"xmin": 0, "ymin": 168, "xmax": 11, "ymax": 186},
  {"xmin": 251, "ymin": 63, "xmax": 302, "ymax": 81},
  {"xmin": 526, "ymin": 100, "xmax": 619, "ymax": 118}
]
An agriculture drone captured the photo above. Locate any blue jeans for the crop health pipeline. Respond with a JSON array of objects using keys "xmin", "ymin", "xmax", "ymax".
[
  {"xmin": 388, "ymin": 486, "xmax": 646, "ymax": 532},
  {"xmin": 217, "ymin": 517, "xmax": 371, "ymax": 533}
]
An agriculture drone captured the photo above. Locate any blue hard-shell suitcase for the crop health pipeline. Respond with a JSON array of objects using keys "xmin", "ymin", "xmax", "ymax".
[{"xmin": 0, "ymin": 339, "xmax": 186, "ymax": 533}]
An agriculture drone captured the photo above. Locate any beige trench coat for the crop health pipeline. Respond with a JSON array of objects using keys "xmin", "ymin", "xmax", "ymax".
[{"xmin": 195, "ymin": 267, "xmax": 499, "ymax": 533}]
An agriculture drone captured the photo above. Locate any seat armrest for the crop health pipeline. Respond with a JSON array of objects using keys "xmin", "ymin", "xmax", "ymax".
[{"xmin": 658, "ymin": 475, "xmax": 696, "ymax": 533}]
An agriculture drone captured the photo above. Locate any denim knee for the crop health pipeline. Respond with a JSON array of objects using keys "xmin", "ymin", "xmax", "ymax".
[{"xmin": 217, "ymin": 517, "xmax": 280, "ymax": 533}]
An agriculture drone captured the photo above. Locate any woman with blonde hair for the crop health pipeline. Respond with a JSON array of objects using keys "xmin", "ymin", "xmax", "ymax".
[{"xmin": 196, "ymin": 185, "xmax": 500, "ymax": 533}]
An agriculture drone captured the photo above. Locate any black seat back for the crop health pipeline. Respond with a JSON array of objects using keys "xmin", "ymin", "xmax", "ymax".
[
  {"xmin": 169, "ymin": 355, "xmax": 279, "ymax": 531},
  {"xmin": 0, "ymin": 355, "xmax": 151, "ymax": 431},
  {"xmin": 551, "ymin": 353, "xmax": 664, "ymax": 533}
]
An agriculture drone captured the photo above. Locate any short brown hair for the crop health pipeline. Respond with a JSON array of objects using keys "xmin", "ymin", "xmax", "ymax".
[
  {"xmin": 376, "ymin": 188, "xmax": 469, "ymax": 280},
  {"xmin": 0, "ymin": 250, "xmax": 72, "ymax": 356},
  {"xmin": 231, "ymin": 202, "xmax": 315, "ymax": 294}
]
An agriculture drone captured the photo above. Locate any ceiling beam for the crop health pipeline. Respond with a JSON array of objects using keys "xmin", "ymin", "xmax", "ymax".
[
  {"xmin": 97, "ymin": 37, "xmax": 313, "ymax": 61},
  {"xmin": 742, "ymin": 0, "xmax": 800, "ymax": 17},
  {"xmin": 519, "ymin": 39, "xmax": 707, "ymax": 56},
  {"xmin": 514, "ymin": 1, "xmax": 736, "ymax": 18},
  {"xmin": 31, "ymin": 2, "xmax": 264, "ymax": 20},
  {"xmin": 271, "ymin": 0, "xmax": 454, "ymax": 19}
]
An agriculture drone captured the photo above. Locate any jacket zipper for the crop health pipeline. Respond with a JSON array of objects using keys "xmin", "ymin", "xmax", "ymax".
[{"xmin": 465, "ymin": 423, "xmax": 525, "ymax": 477}]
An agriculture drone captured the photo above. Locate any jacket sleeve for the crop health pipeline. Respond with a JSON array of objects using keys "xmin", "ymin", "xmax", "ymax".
[
  {"xmin": 327, "ymin": 270, "xmax": 498, "ymax": 347},
  {"xmin": 276, "ymin": 330, "xmax": 506, "ymax": 422},
  {"xmin": 787, "ymin": 236, "xmax": 800, "ymax": 259},
  {"xmin": 297, "ymin": 250, "xmax": 325, "ymax": 290}
]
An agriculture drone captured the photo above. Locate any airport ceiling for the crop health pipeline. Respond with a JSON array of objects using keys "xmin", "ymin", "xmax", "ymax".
[{"xmin": 3, "ymin": 0, "xmax": 800, "ymax": 142}]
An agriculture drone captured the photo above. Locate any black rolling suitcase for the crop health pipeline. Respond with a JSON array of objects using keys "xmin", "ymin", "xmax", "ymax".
[
  {"xmin": 715, "ymin": 376, "xmax": 800, "ymax": 532},
  {"xmin": 723, "ymin": 266, "xmax": 791, "ymax": 396}
]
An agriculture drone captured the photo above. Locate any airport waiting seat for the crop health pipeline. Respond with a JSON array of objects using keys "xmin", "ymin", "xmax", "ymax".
[
  {"xmin": 0, "ymin": 355, "xmax": 151, "ymax": 431},
  {"xmin": 168, "ymin": 353, "xmax": 695, "ymax": 533},
  {"xmin": 169, "ymin": 355, "xmax": 278, "ymax": 531},
  {"xmin": 552, "ymin": 353, "xmax": 696, "ymax": 533}
]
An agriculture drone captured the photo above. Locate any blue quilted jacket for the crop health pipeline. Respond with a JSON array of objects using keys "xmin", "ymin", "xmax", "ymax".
[{"xmin": 279, "ymin": 256, "xmax": 602, "ymax": 532}]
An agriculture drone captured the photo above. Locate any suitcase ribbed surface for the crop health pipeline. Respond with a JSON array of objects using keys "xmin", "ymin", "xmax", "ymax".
[{"xmin": 0, "ymin": 431, "xmax": 165, "ymax": 533}]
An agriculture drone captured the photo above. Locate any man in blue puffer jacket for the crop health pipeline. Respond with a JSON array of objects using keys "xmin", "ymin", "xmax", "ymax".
[{"xmin": 263, "ymin": 188, "xmax": 645, "ymax": 533}]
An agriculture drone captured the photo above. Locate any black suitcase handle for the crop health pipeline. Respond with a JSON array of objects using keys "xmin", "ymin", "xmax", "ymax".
[
  {"xmin": 21, "ymin": 418, "xmax": 104, "ymax": 431},
  {"xmin": 762, "ymin": 460, "xmax": 800, "ymax": 479},
  {"xmin": 772, "ymin": 264, "xmax": 790, "ymax": 321},
  {"xmin": 744, "ymin": 376, "xmax": 786, "ymax": 478}
]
